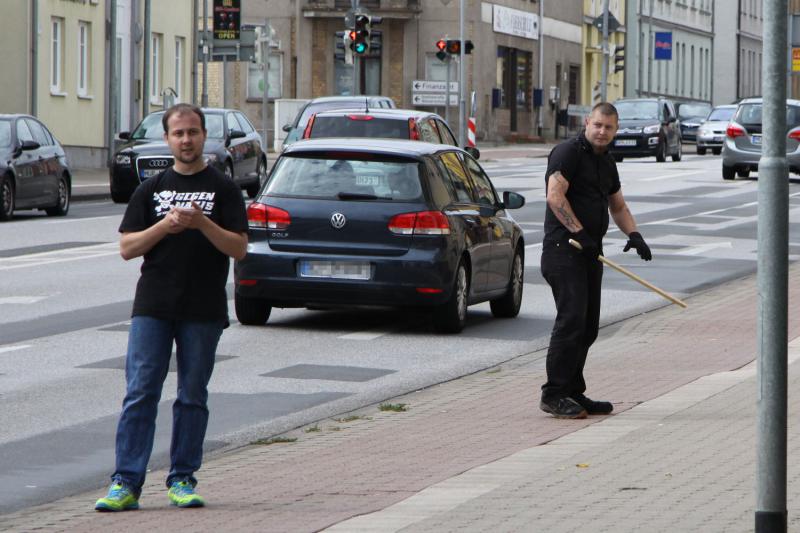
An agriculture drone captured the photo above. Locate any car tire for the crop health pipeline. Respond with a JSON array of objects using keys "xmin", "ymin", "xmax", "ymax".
[
  {"xmin": 224, "ymin": 161, "xmax": 234, "ymax": 181},
  {"xmin": 722, "ymin": 165, "xmax": 736, "ymax": 180},
  {"xmin": 235, "ymin": 293, "xmax": 272, "ymax": 325},
  {"xmin": 45, "ymin": 175, "xmax": 70, "ymax": 216},
  {"xmin": 433, "ymin": 261, "xmax": 469, "ymax": 334},
  {"xmin": 613, "ymin": 155, "xmax": 624, "ymax": 163},
  {"xmin": 246, "ymin": 157, "xmax": 266, "ymax": 198},
  {"xmin": 0, "ymin": 174, "xmax": 14, "ymax": 221},
  {"xmin": 490, "ymin": 250, "xmax": 524, "ymax": 318},
  {"xmin": 697, "ymin": 147, "xmax": 707, "ymax": 155},
  {"xmin": 737, "ymin": 168, "xmax": 750, "ymax": 178},
  {"xmin": 712, "ymin": 148, "xmax": 722, "ymax": 155},
  {"xmin": 655, "ymin": 140, "xmax": 667, "ymax": 162},
  {"xmin": 671, "ymin": 141, "xmax": 682, "ymax": 162}
]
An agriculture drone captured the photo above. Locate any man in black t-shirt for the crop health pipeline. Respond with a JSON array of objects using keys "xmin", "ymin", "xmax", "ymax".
[
  {"xmin": 95, "ymin": 104, "xmax": 248, "ymax": 512},
  {"xmin": 540, "ymin": 102, "xmax": 652, "ymax": 419}
]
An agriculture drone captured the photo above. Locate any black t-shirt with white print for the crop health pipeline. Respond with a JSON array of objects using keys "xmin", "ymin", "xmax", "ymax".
[{"xmin": 119, "ymin": 166, "xmax": 248, "ymax": 323}]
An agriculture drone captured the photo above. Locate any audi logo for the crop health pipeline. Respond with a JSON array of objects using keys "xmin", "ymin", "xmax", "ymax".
[
  {"xmin": 330, "ymin": 212, "xmax": 347, "ymax": 229},
  {"xmin": 147, "ymin": 159, "xmax": 171, "ymax": 168}
]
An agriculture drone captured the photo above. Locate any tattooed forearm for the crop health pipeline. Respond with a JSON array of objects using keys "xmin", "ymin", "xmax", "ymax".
[
  {"xmin": 556, "ymin": 201, "xmax": 580, "ymax": 233},
  {"xmin": 547, "ymin": 171, "xmax": 582, "ymax": 233}
]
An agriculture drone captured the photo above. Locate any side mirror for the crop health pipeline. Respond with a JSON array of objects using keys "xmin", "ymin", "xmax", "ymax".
[
  {"xmin": 465, "ymin": 146, "xmax": 481, "ymax": 160},
  {"xmin": 502, "ymin": 191, "xmax": 526, "ymax": 210},
  {"xmin": 282, "ymin": 124, "xmax": 292, "ymax": 133},
  {"xmin": 118, "ymin": 131, "xmax": 130, "ymax": 140},
  {"xmin": 20, "ymin": 140, "xmax": 40, "ymax": 151},
  {"xmin": 229, "ymin": 129, "xmax": 246, "ymax": 140}
]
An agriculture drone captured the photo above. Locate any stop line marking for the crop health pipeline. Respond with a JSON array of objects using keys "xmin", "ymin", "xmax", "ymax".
[
  {"xmin": 0, "ymin": 344, "xmax": 32, "ymax": 354},
  {"xmin": 0, "ymin": 242, "xmax": 119, "ymax": 271}
]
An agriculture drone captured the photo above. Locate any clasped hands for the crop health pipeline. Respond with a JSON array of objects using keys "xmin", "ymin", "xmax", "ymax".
[{"xmin": 166, "ymin": 201, "xmax": 207, "ymax": 233}]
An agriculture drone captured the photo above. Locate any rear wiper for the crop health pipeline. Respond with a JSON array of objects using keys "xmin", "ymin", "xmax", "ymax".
[{"xmin": 336, "ymin": 192, "xmax": 392, "ymax": 200}]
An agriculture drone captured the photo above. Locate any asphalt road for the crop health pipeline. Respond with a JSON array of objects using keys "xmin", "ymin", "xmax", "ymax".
[{"xmin": 1, "ymin": 148, "xmax": 799, "ymax": 513}]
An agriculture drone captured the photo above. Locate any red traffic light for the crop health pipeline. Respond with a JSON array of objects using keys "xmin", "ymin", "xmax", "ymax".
[
  {"xmin": 436, "ymin": 39, "xmax": 447, "ymax": 51},
  {"xmin": 446, "ymin": 39, "xmax": 461, "ymax": 54}
]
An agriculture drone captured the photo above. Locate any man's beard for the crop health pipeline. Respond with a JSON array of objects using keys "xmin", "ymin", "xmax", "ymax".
[{"xmin": 175, "ymin": 149, "xmax": 202, "ymax": 165}]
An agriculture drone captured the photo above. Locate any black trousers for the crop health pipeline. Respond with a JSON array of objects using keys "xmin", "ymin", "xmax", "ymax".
[{"xmin": 540, "ymin": 241, "xmax": 603, "ymax": 402}]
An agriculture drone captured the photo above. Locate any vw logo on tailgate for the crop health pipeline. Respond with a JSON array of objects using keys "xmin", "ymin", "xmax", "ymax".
[{"xmin": 330, "ymin": 212, "xmax": 347, "ymax": 229}]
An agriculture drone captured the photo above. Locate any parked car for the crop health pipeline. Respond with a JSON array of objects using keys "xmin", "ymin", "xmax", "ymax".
[
  {"xmin": 609, "ymin": 97, "xmax": 682, "ymax": 162},
  {"xmin": 110, "ymin": 107, "xmax": 266, "ymax": 203},
  {"xmin": 234, "ymin": 138, "xmax": 526, "ymax": 333},
  {"xmin": 281, "ymin": 95, "xmax": 396, "ymax": 151},
  {"xmin": 301, "ymin": 108, "xmax": 480, "ymax": 158},
  {"xmin": 696, "ymin": 104, "xmax": 737, "ymax": 155},
  {"xmin": 0, "ymin": 114, "xmax": 71, "ymax": 221},
  {"xmin": 721, "ymin": 97, "xmax": 800, "ymax": 180},
  {"xmin": 676, "ymin": 101, "xmax": 712, "ymax": 142}
]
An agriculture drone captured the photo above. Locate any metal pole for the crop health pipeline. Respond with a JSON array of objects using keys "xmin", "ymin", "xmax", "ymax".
[
  {"xmin": 31, "ymin": 0, "xmax": 38, "ymax": 117},
  {"xmin": 537, "ymin": 0, "xmax": 543, "ymax": 134},
  {"xmin": 108, "ymin": 0, "xmax": 117, "ymax": 166},
  {"xmin": 142, "ymin": 0, "xmax": 151, "ymax": 116},
  {"xmin": 637, "ymin": 0, "xmax": 643, "ymax": 97},
  {"xmin": 648, "ymin": 0, "xmax": 653, "ymax": 96},
  {"xmin": 600, "ymin": 0, "xmax": 610, "ymax": 102},
  {"xmin": 201, "ymin": 0, "xmax": 209, "ymax": 107},
  {"xmin": 192, "ymin": 0, "xmax": 198, "ymax": 104},
  {"xmin": 458, "ymin": 0, "xmax": 465, "ymax": 148},
  {"xmin": 755, "ymin": 0, "xmax": 788, "ymax": 530},
  {"xmin": 445, "ymin": 55, "xmax": 451, "ymax": 125},
  {"xmin": 262, "ymin": 20, "xmax": 270, "ymax": 151}
]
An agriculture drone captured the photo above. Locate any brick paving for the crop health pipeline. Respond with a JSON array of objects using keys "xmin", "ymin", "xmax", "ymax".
[{"xmin": 1, "ymin": 265, "xmax": 798, "ymax": 532}]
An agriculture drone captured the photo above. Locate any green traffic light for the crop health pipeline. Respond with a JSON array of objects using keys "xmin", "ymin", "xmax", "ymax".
[{"xmin": 354, "ymin": 42, "xmax": 367, "ymax": 54}]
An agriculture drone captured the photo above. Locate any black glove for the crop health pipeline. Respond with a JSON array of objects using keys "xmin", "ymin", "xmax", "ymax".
[
  {"xmin": 624, "ymin": 232, "xmax": 652, "ymax": 261},
  {"xmin": 571, "ymin": 229, "xmax": 599, "ymax": 260}
]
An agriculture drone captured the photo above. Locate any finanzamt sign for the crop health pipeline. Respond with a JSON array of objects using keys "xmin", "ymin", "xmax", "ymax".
[{"xmin": 654, "ymin": 32, "xmax": 672, "ymax": 60}]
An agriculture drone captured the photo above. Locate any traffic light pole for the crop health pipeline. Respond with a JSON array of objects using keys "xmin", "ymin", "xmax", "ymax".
[
  {"xmin": 445, "ymin": 55, "xmax": 451, "ymax": 125},
  {"xmin": 458, "ymin": 0, "xmax": 466, "ymax": 148},
  {"xmin": 600, "ymin": 0, "xmax": 610, "ymax": 102}
]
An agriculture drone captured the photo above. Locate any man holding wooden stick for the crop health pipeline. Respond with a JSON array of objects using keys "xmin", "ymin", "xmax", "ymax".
[{"xmin": 539, "ymin": 102, "xmax": 652, "ymax": 419}]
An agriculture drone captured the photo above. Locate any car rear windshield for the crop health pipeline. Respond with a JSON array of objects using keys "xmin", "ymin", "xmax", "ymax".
[
  {"xmin": 265, "ymin": 154, "xmax": 423, "ymax": 201},
  {"xmin": 298, "ymin": 101, "xmax": 366, "ymax": 128},
  {"xmin": 0, "ymin": 121, "xmax": 11, "ymax": 147},
  {"xmin": 707, "ymin": 107, "xmax": 735, "ymax": 122},
  {"xmin": 311, "ymin": 116, "xmax": 409, "ymax": 139},
  {"xmin": 131, "ymin": 113, "xmax": 225, "ymax": 140},
  {"xmin": 735, "ymin": 104, "xmax": 800, "ymax": 130},
  {"xmin": 678, "ymin": 103, "xmax": 711, "ymax": 120},
  {"xmin": 615, "ymin": 101, "xmax": 659, "ymax": 120}
]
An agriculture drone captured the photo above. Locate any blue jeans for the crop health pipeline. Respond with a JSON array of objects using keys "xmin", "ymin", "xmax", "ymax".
[{"xmin": 112, "ymin": 316, "xmax": 223, "ymax": 494}]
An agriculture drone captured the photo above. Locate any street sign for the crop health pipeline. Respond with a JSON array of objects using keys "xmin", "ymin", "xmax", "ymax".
[
  {"xmin": 412, "ymin": 80, "xmax": 458, "ymax": 93},
  {"xmin": 412, "ymin": 93, "xmax": 458, "ymax": 106},
  {"xmin": 793, "ymin": 48, "xmax": 800, "ymax": 72},
  {"xmin": 592, "ymin": 12, "xmax": 621, "ymax": 34},
  {"xmin": 655, "ymin": 32, "xmax": 672, "ymax": 60},
  {"xmin": 567, "ymin": 104, "xmax": 592, "ymax": 117}
]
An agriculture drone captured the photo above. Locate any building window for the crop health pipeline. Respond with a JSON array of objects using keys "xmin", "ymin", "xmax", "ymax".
[
  {"xmin": 77, "ymin": 21, "xmax": 90, "ymax": 96},
  {"xmin": 51, "ymin": 17, "xmax": 64, "ymax": 93},
  {"xmin": 174, "ymin": 37, "xmax": 184, "ymax": 100},
  {"xmin": 247, "ymin": 52, "xmax": 283, "ymax": 99},
  {"xmin": 497, "ymin": 47, "xmax": 532, "ymax": 110},
  {"xmin": 150, "ymin": 33, "xmax": 162, "ymax": 103}
]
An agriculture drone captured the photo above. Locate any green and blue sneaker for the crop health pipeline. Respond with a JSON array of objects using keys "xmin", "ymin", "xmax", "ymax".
[
  {"xmin": 168, "ymin": 480, "xmax": 205, "ymax": 508},
  {"xmin": 94, "ymin": 482, "xmax": 139, "ymax": 512}
]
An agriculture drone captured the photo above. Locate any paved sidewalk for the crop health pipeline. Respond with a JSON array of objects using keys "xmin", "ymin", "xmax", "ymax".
[{"xmin": 2, "ymin": 264, "xmax": 798, "ymax": 532}]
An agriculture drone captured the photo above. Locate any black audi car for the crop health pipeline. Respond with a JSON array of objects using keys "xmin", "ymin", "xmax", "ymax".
[
  {"xmin": 110, "ymin": 107, "xmax": 265, "ymax": 203},
  {"xmin": 0, "ymin": 114, "xmax": 71, "ymax": 221},
  {"xmin": 609, "ymin": 97, "xmax": 682, "ymax": 162},
  {"xmin": 234, "ymin": 139, "xmax": 526, "ymax": 333}
]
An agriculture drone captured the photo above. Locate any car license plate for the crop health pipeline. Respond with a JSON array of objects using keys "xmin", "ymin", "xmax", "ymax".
[
  {"xmin": 751, "ymin": 135, "xmax": 762, "ymax": 146},
  {"xmin": 615, "ymin": 139, "xmax": 636, "ymax": 146},
  {"xmin": 299, "ymin": 260, "xmax": 371, "ymax": 280},
  {"xmin": 713, "ymin": 136, "xmax": 723, "ymax": 142},
  {"xmin": 140, "ymin": 168, "xmax": 163, "ymax": 179}
]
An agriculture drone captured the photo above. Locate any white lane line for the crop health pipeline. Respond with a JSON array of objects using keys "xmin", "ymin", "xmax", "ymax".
[
  {"xmin": 639, "ymin": 170, "xmax": 707, "ymax": 182},
  {"xmin": 0, "ymin": 296, "xmax": 49, "ymax": 304},
  {"xmin": 339, "ymin": 330, "xmax": 391, "ymax": 341},
  {"xmin": 44, "ymin": 215, "xmax": 118, "ymax": 225},
  {"xmin": 0, "ymin": 345, "xmax": 32, "ymax": 354}
]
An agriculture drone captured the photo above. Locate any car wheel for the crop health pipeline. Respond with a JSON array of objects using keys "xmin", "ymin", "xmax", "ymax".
[
  {"xmin": 671, "ymin": 140, "xmax": 682, "ymax": 162},
  {"xmin": 246, "ymin": 157, "xmax": 266, "ymax": 198},
  {"xmin": 45, "ymin": 175, "xmax": 70, "ymax": 216},
  {"xmin": 433, "ymin": 261, "xmax": 469, "ymax": 334},
  {"xmin": 490, "ymin": 250, "xmax": 524, "ymax": 318},
  {"xmin": 613, "ymin": 155, "xmax": 624, "ymax": 163},
  {"xmin": 722, "ymin": 165, "xmax": 736, "ymax": 180},
  {"xmin": 712, "ymin": 148, "xmax": 722, "ymax": 155},
  {"xmin": 224, "ymin": 161, "xmax": 234, "ymax": 181},
  {"xmin": 655, "ymin": 140, "xmax": 667, "ymax": 162},
  {"xmin": 697, "ymin": 147, "xmax": 707, "ymax": 155},
  {"xmin": 0, "ymin": 175, "xmax": 14, "ymax": 221},
  {"xmin": 737, "ymin": 168, "xmax": 750, "ymax": 178},
  {"xmin": 235, "ymin": 293, "xmax": 272, "ymax": 325}
]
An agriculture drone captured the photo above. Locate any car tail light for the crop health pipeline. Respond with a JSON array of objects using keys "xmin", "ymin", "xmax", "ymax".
[
  {"xmin": 238, "ymin": 279, "xmax": 258, "ymax": 286},
  {"xmin": 347, "ymin": 114, "xmax": 374, "ymax": 121},
  {"xmin": 302, "ymin": 114, "xmax": 316, "ymax": 139},
  {"xmin": 416, "ymin": 287, "xmax": 444, "ymax": 294},
  {"xmin": 726, "ymin": 123, "xmax": 745, "ymax": 138},
  {"xmin": 388, "ymin": 211, "xmax": 450, "ymax": 235},
  {"xmin": 789, "ymin": 129, "xmax": 800, "ymax": 141},
  {"xmin": 408, "ymin": 118, "xmax": 420, "ymax": 140},
  {"xmin": 247, "ymin": 202, "xmax": 291, "ymax": 230}
]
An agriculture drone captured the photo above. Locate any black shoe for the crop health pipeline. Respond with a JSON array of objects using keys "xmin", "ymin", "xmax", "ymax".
[
  {"xmin": 571, "ymin": 394, "xmax": 613, "ymax": 415},
  {"xmin": 539, "ymin": 397, "xmax": 588, "ymax": 419}
]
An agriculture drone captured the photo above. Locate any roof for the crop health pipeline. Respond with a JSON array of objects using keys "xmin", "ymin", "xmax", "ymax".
[
  {"xmin": 311, "ymin": 108, "xmax": 442, "ymax": 120},
  {"xmin": 306, "ymin": 95, "xmax": 394, "ymax": 105},
  {"xmin": 281, "ymin": 138, "xmax": 461, "ymax": 159}
]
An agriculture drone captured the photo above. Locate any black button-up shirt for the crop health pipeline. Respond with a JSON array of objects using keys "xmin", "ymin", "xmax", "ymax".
[{"xmin": 543, "ymin": 133, "xmax": 621, "ymax": 247}]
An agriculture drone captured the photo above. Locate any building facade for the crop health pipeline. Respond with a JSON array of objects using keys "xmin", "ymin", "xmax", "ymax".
[
  {"xmin": 581, "ymin": 0, "xmax": 626, "ymax": 107},
  {"xmin": 624, "ymin": 0, "xmax": 714, "ymax": 105},
  {"xmin": 0, "ymin": 0, "xmax": 195, "ymax": 168}
]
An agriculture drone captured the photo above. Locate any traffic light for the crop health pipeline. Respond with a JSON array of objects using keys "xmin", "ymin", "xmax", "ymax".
[
  {"xmin": 445, "ymin": 39, "xmax": 474, "ymax": 55},
  {"xmin": 436, "ymin": 39, "xmax": 448, "ymax": 61},
  {"xmin": 336, "ymin": 30, "xmax": 354, "ymax": 65},
  {"xmin": 614, "ymin": 44, "xmax": 625, "ymax": 73},
  {"xmin": 353, "ymin": 14, "xmax": 370, "ymax": 55}
]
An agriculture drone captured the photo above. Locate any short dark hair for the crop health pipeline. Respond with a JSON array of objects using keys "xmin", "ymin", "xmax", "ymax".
[
  {"xmin": 591, "ymin": 102, "xmax": 618, "ymax": 119},
  {"xmin": 162, "ymin": 103, "xmax": 205, "ymax": 133}
]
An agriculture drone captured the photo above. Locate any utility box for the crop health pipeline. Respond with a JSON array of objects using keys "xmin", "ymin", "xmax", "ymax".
[
  {"xmin": 533, "ymin": 88, "xmax": 543, "ymax": 108},
  {"xmin": 491, "ymin": 88, "xmax": 502, "ymax": 109}
]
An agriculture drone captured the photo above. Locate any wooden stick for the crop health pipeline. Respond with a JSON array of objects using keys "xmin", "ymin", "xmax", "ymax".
[{"xmin": 568, "ymin": 239, "xmax": 688, "ymax": 308}]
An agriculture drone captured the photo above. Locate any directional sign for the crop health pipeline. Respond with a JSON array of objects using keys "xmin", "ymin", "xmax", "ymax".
[
  {"xmin": 412, "ymin": 80, "xmax": 458, "ymax": 93},
  {"xmin": 413, "ymin": 93, "xmax": 458, "ymax": 106}
]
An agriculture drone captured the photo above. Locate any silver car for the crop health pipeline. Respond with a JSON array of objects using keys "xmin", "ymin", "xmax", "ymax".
[
  {"xmin": 721, "ymin": 97, "xmax": 800, "ymax": 180},
  {"xmin": 696, "ymin": 104, "xmax": 736, "ymax": 155}
]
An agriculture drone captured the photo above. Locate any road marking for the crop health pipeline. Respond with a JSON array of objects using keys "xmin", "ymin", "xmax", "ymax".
[
  {"xmin": 44, "ymin": 215, "xmax": 118, "ymax": 225},
  {"xmin": 0, "ymin": 345, "xmax": 32, "ymax": 354},
  {"xmin": 674, "ymin": 241, "xmax": 733, "ymax": 256},
  {"xmin": 0, "ymin": 296, "xmax": 49, "ymax": 305},
  {"xmin": 0, "ymin": 242, "xmax": 119, "ymax": 271},
  {"xmin": 339, "ymin": 330, "xmax": 391, "ymax": 340},
  {"xmin": 639, "ymin": 170, "xmax": 707, "ymax": 182}
]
